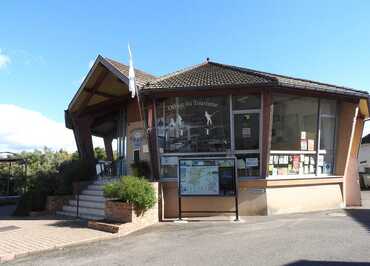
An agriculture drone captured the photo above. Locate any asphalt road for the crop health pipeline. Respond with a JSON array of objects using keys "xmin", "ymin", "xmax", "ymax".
[{"xmin": 6, "ymin": 191, "xmax": 370, "ymax": 266}]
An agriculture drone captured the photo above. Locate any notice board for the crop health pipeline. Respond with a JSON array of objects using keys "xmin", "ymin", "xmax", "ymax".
[{"xmin": 179, "ymin": 158, "xmax": 236, "ymax": 196}]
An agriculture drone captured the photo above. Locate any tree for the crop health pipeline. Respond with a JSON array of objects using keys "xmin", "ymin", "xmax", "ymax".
[{"xmin": 94, "ymin": 147, "xmax": 107, "ymax": 161}]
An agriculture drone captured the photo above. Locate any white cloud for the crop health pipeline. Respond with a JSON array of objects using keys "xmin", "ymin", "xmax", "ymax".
[
  {"xmin": 0, "ymin": 104, "xmax": 103, "ymax": 153},
  {"xmin": 0, "ymin": 49, "xmax": 10, "ymax": 70}
]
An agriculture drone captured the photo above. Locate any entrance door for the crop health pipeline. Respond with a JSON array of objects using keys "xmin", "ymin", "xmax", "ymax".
[
  {"xmin": 232, "ymin": 110, "xmax": 261, "ymax": 177},
  {"xmin": 233, "ymin": 112, "xmax": 260, "ymax": 151}
]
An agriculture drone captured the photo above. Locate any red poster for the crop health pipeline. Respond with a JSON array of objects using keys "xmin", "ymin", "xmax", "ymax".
[{"xmin": 293, "ymin": 155, "xmax": 300, "ymax": 171}]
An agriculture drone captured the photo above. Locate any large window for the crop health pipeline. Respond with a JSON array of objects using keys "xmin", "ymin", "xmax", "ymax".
[
  {"xmin": 271, "ymin": 94, "xmax": 318, "ymax": 151},
  {"xmin": 156, "ymin": 96, "xmax": 230, "ymax": 153},
  {"xmin": 319, "ymin": 99, "xmax": 337, "ymax": 175},
  {"xmin": 269, "ymin": 94, "xmax": 337, "ymax": 177}
]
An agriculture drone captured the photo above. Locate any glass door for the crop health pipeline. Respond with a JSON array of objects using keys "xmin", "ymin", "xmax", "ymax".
[
  {"xmin": 231, "ymin": 95, "xmax": 261, "ymax": 178},
  {"xmin": 233, "ymin": 112, "xmax": 260, "ymax": 151}
]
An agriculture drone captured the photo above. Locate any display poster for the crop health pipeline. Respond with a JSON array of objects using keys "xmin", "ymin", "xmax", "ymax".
[
  {"xmin": 301, "ymin": 131, "xmax": 307, "ymax": 140},
  {"xmin": 246, "ymin": 158, "xmax": 258, "ymax": 167},
  {"xmin": 237, "ymin": 159, "xmax": 246, "ymax": 169},
  {"xmin": 301, "ymin": 140, "xmax": 308, "ymax": 150},
  {"xmin": 318, "ymin": 155, "xmax": 324, "ymax": 166},
  {"xmin": 323, "ymin": 163, "xmax": 332, "ymax": 174},
  {"xmin": 161, "ymin": 156, "xmax": 178, "ymax": 165},
  {"xmin": 242, "ymin": 128, "xmax": 251, "ymax": 138},
  {"xmin": 292, "ymin": 155, "xmax": 300, "ymax": 171},
  {"xmin": 307, "ymin": 139, "xmax": 315, "ymax": 151},
  {"xmin": 142, "ymin": 144, "xmax": 149, "ymax": 153},
  {"xmin": 131, "ymin": 130, "xmax": 144, "ymax": 150}
]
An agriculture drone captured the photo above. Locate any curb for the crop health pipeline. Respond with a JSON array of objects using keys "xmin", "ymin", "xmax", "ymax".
[{"xmin": 0, "ymin": 234, "xmax": 120, "ymax": 264}]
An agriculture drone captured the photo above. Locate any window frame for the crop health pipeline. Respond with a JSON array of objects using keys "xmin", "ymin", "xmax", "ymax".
[
  {"xmin": 268, "ymin": 95, "xmax": 339, "ymax": 179},
  {"xmin": 230, "ymin": 95, "xmax": 262, "ymax": 179}
]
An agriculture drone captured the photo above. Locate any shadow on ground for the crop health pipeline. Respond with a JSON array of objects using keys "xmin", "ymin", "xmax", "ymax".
[
  {"xmin": 47, "ymin": 219, "xmax": 88, "ymax": 228},
  {"xmin": 344, "ymin": 208, "xmax": 370, "ymax": 233},
  {"xmin": 286, "ymin": 260, "xmax": 370, "ymax": 265}
]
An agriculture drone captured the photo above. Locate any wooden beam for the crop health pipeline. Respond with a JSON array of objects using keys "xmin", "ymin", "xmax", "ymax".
[
  {"xmin": 78, "ymin": 68, "xmax": 109, "ymax": 113},
  {"xmin": 343, "ymin": 107, "xmax": 363, "ymax": 206},
  {"xmin": 261, "ymin": 89, "xmax": 272, "ymax": 178},
  {"xmin": 70, "ymin": 115, "xmax": 96, "ymax": 177},
  {"xmin": 147, "ymin": 102, "xmax": 160, "ymax": 180},
  {"xmin": 104, "ymin": 137, "xmax": 114, "ymax": 162},
  {"xmin": 77, "ymin": 96, "xmax": 128, "ymax": 117},
  {"xmin": 84, "ymin": 88, "xmax": 117, "ymax": 99}
]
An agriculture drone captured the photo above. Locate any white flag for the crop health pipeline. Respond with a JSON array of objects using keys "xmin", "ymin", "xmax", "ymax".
[{"xmin": 128, "ymin": 44, "xmax": 136, "ymax": 98}]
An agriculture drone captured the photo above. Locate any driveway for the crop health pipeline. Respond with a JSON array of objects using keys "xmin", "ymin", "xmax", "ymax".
[{"xmin": 6, "ymin": 191, "xmax": 370, "ymax": 266}]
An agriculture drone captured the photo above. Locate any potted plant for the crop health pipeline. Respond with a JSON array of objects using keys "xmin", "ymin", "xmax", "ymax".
[{"xmin": 103, "ymin": 176, "xmax": 156, "ymax": 223}]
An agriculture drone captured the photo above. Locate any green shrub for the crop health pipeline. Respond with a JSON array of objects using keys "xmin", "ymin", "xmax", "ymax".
[
  {"xmin": 103, "ymin": 176, "xmax": 156, "ymax": 211},
  {"xmin": 103, "ymin": 180, "xmax": 121, "ymax": 198}
]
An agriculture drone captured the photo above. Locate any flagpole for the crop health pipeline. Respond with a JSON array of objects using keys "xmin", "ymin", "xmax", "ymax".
[{"xmin": 128, "ymin": 44, "xmax": 148, "ymax": 135}]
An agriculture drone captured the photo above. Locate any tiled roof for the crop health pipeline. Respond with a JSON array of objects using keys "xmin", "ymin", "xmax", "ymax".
[
  {"xmin": 105, "ymin": 58, "xmax": 156, "ymax": 87},
  {"xmin": 144, "ymin": 61, "xmax": 272, "ymax": 90},
  {"xmin": 144, "ymin": 60, "xmax": 369, "ymax": 98}
]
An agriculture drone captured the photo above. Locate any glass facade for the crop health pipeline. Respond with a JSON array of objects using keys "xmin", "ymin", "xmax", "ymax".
[
  {"xmin": 156, "ymin": 93, "xmax": 338, "ymax": 179},
  {"xmin": 319, "ymin": 99, "xmax": 337, "ymax": 175},
  {"xmin": 271, "ymin": 94, "xmax": 318, "ymax": 151},
  {"xmin": 156, "ymin": 96, "xmax": 230, "ymax": 153},
  {"xmin": 269, "ymin": 94, "xmax": 337, "ymax": 177}
]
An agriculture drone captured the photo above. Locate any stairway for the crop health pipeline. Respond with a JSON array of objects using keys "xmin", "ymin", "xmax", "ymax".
[{"xmin": 57, "ymin": 178, "xmax": 115, "ymax": 220}]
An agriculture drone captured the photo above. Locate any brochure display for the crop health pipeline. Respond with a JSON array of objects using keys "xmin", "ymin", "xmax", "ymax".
[{"xmin": 178, "ymin": 157, "xmax": 239, "ymax": 220}]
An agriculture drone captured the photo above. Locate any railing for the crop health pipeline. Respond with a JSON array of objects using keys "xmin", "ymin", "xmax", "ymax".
[
  {"xmin": 0, "ymin": 176, "xmax": 26, "ymax": 197},
  {"xmin": 74, "ymin": 159, "xmax": 123, "ymax": 218}
]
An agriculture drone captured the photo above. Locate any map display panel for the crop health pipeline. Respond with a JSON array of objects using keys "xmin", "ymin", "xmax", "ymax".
[{"xmin": 179, "ymin": 158, "xmax": 235, "ymax": 196}]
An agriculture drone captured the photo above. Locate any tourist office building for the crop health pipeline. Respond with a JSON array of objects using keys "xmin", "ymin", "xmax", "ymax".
[{"xmin": 65, "ymin": 56, "xmax": 370, "ymax": 217}]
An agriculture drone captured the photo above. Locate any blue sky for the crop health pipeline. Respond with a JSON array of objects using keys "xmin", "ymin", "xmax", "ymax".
[{"xmin": 1, "ymin": 0, "xmax": 370, "ymax": 151}]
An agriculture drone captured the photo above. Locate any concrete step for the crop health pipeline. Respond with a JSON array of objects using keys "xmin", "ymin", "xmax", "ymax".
[
  {"xmin": 78, "ymin": 194, "xmax": 105, "ymax": 202},
  {"xmin": 94, "ymin": 178, "xmax": 119, "ymax": 185},
  {"xmin": 87, "ymin": 184, "xmax": 104, "ymax": 190},
  {"xmin": 69, "ymin": 200, "xmax": 105, "ymax": 209},
  {"xmin": 62, "ymin": 205, "xmax": 105, "ymax": 216},
  {"xmin": 56, "ymin": 211, "xmax": 104, "ymax": 221},
  {"xmin": 82, "ymin": 190, "xmax": 104, "ymax": 196}
]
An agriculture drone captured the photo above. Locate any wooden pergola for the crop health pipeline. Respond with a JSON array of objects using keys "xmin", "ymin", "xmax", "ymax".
[{"xmin": 65, "ymin": 55, "xmax": 155, "ymax": 176}]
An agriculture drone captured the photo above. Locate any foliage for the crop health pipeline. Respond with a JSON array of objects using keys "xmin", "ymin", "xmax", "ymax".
[
  {"xmin": 1, "ymin": 147, "xmax": 103, "ymax": 216},
  {"xmin": 130, "ymin": 161, "xmax": 151, "ymax": 180},
  {"xmin": 103, "ymin": 180, "xmax": 121, "ymax": 198},
  {"xmin": 103, "ymin": 176, "xmax": 156, "ymax": 211},
  {"xmin": 94, "ymin": 147, "xmax": 107, "ymax": 161}
]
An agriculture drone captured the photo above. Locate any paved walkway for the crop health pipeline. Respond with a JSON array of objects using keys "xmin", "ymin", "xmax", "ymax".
[
  {"xmin": 6, "ymin": 199, "xmax": 370, "ymax": 266},
  {"xmin": 2, "ymin": 191, "xmax": 370, "ymax": 265},
  {"xmin": 0, "ymin": 217, "xmax": 114, "ymax": 262}
]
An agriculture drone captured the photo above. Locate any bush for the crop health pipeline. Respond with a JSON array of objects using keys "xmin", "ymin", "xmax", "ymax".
[
  {"xmin": 103, "ymin": 180, "xmax": 121, "ymax": 198},
  {"xmin": 14, "ymin": 159, "xmax": 94, "ymax": 216},
  {"xmin": 103, "ymin": 176, "xmax": 156, "ymax": 211},
  {"xmin": 130, "ymin": 161, "xmax": 151, "ymax": 180}
]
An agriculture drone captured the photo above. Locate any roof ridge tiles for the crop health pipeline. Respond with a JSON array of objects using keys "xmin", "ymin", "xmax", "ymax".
[
  {"xmin": 153, "ymin": 61, "xmax": 209, "ymax": 83},
  {"xmin": 104, "ymin": 57, "xmax": 157, "ymax": 79}
]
